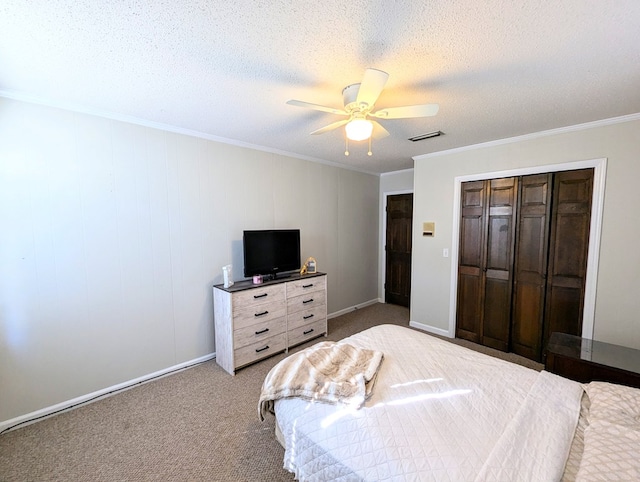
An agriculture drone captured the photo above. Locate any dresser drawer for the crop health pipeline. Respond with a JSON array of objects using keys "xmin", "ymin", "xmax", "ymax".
[
  {"xmin": 232, "ymin": 284, "xmax": 285, "ymax": 314},
  {"xmin": 287, "ymin": 305, "xmax": 326, "ymax": 331},
  {"xmin": 288, "ymin": 319, "xmax": 326, "ymax": 348},
  {"xmin": 287, "ymin": 276, "xmax": 326, "ymax": 298},
  {"xmin": 234, "ymin": 317, "xmax": 286, "ymax": 349},
  {"xmin": 287, "ymin": 290, "xmax": 326, "ymax": 314},
  {"xmin": 233, "ymin": 301, "xmax": 286, "ymax": 331},
  {"xmin": 234, "ymin": 333, "xmax": 286, "ymax": 369}
]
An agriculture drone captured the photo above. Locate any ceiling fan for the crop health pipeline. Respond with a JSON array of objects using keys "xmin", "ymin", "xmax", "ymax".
[{"xmin": 286, "ymin": 68, "xmax": 439, "ymax": 156}]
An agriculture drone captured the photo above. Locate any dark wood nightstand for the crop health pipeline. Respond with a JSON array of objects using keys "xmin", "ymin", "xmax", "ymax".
[{"xmin": 544, "ymin": 332, "xmax": 640, "ymax": 389}]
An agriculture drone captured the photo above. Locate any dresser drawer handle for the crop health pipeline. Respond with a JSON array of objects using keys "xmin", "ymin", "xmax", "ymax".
[
  {"xmin": 303, "ymin": 328, "xmax": 314, "ymax": 335},
  {"xmin": 302, "ymin": 298, "xmax": 314, "ymax": 304},
  {"xmin": 302, "ymin": 283, "xmax": 314, "ymax": 288},
  {"xmin": 303, "ymin": 314, "xmax": 314, "ymax": 320},
  {"xmin": 254, "ymin": 310, "xmax": 269, "ymax": 317},
  {"xmin": 255, "ymin": 345, "xmax": 269, "ymax": 353},
  {"xmin": 253, "ymin": 293, "xmax": 268, "ymax": 299},
  {"xmin": 255, "ymin": 328, "xmax": 269, "ymax": 335}
]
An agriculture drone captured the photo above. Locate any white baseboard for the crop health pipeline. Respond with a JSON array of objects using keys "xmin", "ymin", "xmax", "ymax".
[
  {"xmin": 409, "ymin": 320, "xmax": 452, "ymax": 338},
  {"xmin": 2, "ymin": 299, "xmax": 392, "ymax": 433},
  {"xmin": 0, "ymin": 353, "xmax": 216, "ymax": 434},
  {"xmin": 328, "ymin": 298, "xmax": 382, "ymax": 319}
]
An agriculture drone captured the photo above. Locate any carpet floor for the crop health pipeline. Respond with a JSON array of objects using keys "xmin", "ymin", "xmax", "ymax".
[{"xmin": 0, "ymin": 303, "xmax": 541, "ymax": 481}]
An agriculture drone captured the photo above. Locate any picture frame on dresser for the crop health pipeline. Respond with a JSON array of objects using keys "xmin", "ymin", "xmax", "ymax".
[{"xmin": 213, "ymin": 272, "xmax": 327, "ymax": 375}]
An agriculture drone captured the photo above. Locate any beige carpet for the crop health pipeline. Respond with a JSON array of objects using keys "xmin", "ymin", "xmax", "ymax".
[{"xmin": 0, "ymin": 303, "xmax": 541, "ymax": 481}]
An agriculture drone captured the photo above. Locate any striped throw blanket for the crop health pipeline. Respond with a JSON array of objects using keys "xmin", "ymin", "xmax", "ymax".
[{"xmin": 258, "ymin": 341, "xmax": 384, "ymax": 421}]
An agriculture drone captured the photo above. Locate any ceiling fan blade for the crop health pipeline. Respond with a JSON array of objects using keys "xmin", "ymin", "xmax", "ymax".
[
  {"xmin": 286, "ymin": 99, "xmax": 348, "ymax": 116},
  {"xmin": 355, "ymin": 69, "xmax": 389, "ymax": 108},
  {"xmin": 371, "ymin": 120, "xmax": 390, "ymax": 139},
  {"xmin": 370, "ymin": 103, "xmax": 439, "ymax": 119},
  {"xmin": 310, "ymin": 119, "xmax": 350, "ymax": 135}
]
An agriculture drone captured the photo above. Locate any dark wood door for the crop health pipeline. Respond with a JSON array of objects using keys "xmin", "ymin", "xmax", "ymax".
[
  {"xmin": 511, "ymin": 173, "xmax": 553, "ymax": 361},
  {"xmin": 455, "ymin": 169, "xmax": 593, "ymax": 362},
  {"xmin": 543, "ymin": 168, "xmax": 594, "ymax": 350},
  {"xmin": 385, "ymin": 193, "xmax": 413, "ymax": 307},
  {"xmin": 456, "ymin": 181, "xmax": 487, "ymax": 343},
  {"xmin": 481, "ymin": 177, "xmax": 518, "ymax": 351}
]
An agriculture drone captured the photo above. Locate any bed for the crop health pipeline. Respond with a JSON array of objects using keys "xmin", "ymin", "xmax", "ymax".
[{"xmin": 260, "ymin": 324, "xmax": 640, "ymax": 481}]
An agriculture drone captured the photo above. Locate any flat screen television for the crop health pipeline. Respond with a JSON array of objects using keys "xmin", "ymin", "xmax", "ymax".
[{"xmin": 243, "ymin": 229, "xmax": 301, "ymax": 279}]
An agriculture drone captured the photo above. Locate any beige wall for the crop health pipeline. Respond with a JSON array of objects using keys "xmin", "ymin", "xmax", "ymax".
[
  {"xmin": 0, "ymin": 98, "xmax": 379, "ymax": 426},
  {"xmin": 411, "ymin": 117, "xmax": 640, "ymax": 348}
]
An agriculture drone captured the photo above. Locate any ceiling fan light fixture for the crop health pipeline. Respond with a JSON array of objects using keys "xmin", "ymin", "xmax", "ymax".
[
  {"xmin": 287, "ymin": 69, "xmax": 440, "ymax": 156},
  {"xmin": 345, "ymin": 118, "xmax": 373, "ymax": 141}
]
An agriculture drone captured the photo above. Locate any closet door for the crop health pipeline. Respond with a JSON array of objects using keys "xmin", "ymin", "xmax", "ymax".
[
  {"xmin": 481, "ymin": 177, "xmax": 518, "ymax": 351},
  {"xmin": 455, "ymin": 169, "xmax": 593, "ymax": 361},
  {"xmin": 543, "ymin": 168, "xmax": 594, "ymax": 350},
  {"xmin": 456, "ymin": 177, "xmax": 517, "ymax": 347},
  {"xmin": 456, "ymin": 180, "xmax": 487, "ymax": 343},
  {"xmin": 511, "ymin": 173, "xmax": 553, "ymax": 361}
]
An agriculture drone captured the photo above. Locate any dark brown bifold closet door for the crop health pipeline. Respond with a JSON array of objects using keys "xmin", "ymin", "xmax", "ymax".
[
  {"xmin": 511, "ymin": 174, "xmax": 553, "ymax": 361},
  {"xmin": 456, "ymin": 180, "xmax": 486, "ymax": 343},
  {"xmin": 456, "ymin": 168, "xmax": 593, "ymax": 361},
  {"xmin": 481, "ymin": 177, "xmax": 518, "ymax": 351},
  {"xmin": 455, "ymin": 177, "xmax": 518, "ymax": 349},
  {"xmin": 542, "ymin": 168, "xmax": 594, "ymax": 352}
]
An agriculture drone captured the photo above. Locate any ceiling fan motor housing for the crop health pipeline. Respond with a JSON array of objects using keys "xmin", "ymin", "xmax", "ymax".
[{"xmin": 342, "ymin": 83, "xmax": 366, "ymax": 112}]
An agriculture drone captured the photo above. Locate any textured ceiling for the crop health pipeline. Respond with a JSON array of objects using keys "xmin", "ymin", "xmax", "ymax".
[{"xmin": 1, "ymin": 1, "xmax": 639, "ymax": 174}]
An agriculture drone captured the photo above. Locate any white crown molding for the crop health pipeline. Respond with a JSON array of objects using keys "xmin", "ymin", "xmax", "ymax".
[
  {"xmin": 413, "ymin": 113, "xmax": 640, "ymax": 161},
  {"xmin": 380, "ymin": 167, "xmax": 414, "ymax": 177},
  {"xmin": 0, "ymin": 89, "xmax": 380, "ymax": 176}
]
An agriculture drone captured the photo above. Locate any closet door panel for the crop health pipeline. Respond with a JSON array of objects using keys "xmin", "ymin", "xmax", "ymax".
[
  {"xmin": 457, "ymin": 273, "xmax": 482, "ymax": 340},
  {"xmin": 545, "ymin": 286, "xmax": 583, "ymax": 336},
  {"xmin": 543, "ymin": 169, "xmax": 593, "ymax": 350},
  {"xmin": 483, "ymin": 277, "xmax": 511, "ymax": 349},
  {"xmin": 481, "ymin": 177, "xmax": 517, "ymax": 352},
  {"xmin": 456, "ymin": 181, "xmax": 486, "ymax": 343},
  {"xmin": 486, "ymin": 217, "xmax": 512, "ymax": 271},
  {"xmin": 511, "ymin": 174, "xmax": 552, "ymax": 361},
  {"xmin": 460, "ymin": 216, "xmax": 484, "ymax": 267},
  {"xmin": 513, "ymin": 282, "xmax": 545, "ymax": 349},
  {"xmin": 552, "ymin": 213, "xmax": 591, "ymax": 277}
]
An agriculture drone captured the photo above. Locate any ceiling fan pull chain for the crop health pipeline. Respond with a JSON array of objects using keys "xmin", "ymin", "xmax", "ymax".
[
  {"xmin": 344, "ymin": 137, "xmax": 350, "ymax": 156},
  {"xmin": 368, "ymin": 136, "xmax": 373, "ymax": 156}
]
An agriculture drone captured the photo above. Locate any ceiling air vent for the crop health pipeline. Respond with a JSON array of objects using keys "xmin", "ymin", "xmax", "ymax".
[{"xmin": 408, "ymin": 130, "xmax": 444, "ymax": 142}]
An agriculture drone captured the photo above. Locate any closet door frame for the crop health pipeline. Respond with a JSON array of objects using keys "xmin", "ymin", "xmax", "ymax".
[{"xmin": 448, "ymin": 158, "xmax": 607, "ymax": 340}]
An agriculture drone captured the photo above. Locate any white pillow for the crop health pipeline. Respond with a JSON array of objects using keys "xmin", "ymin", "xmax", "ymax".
[{"xmin": 575, "ymin": 382, "xmax": 640, "ymax": 481}]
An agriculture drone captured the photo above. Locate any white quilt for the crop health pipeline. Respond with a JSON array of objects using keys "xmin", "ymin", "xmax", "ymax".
[{"xmin": 275, "ymin": 324, "xmax": 583, "ymax": 481}]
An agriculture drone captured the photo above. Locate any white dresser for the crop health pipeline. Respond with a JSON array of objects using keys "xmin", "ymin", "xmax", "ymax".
[{"xmin": 213, "ymin": 273, "xmax": 327, "ymax": 375}]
